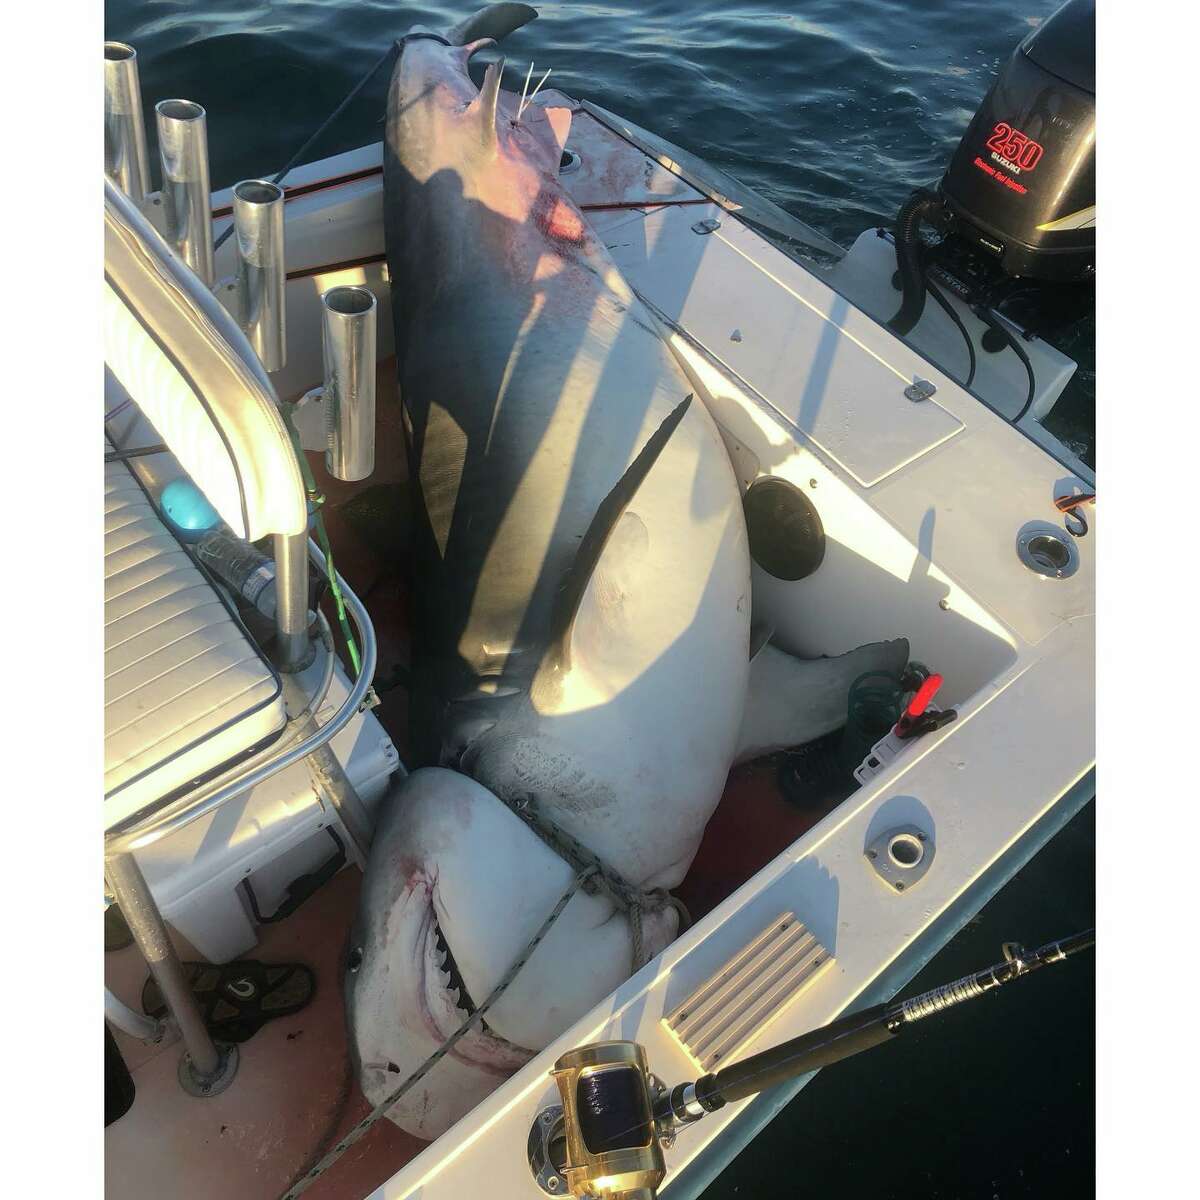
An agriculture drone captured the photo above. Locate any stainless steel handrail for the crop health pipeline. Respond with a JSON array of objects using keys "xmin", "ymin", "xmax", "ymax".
[
  {"xmin": 104, "ymin": 543, "xmax": 378, "ymax": 856},
  {"xmin": 104, "ymin": 177, "xmax": 307, "ymax": 543},
  {"xmin": 104, "ymin": 158, "xmax": 383, "ymax": 1089}
]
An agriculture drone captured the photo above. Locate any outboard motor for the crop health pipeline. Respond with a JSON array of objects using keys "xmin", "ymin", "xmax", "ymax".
[
  {"xmin": 889, "ymin": 0, "xmax": 1095, "ymax": 336},
  {"xmin": 941, "ymin": 0, "xmax": 1094, "ymax": 282}
]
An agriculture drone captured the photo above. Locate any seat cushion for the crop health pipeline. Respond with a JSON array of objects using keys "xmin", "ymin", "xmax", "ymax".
[{"xmin": 104, "ymin": 454, "xmax": 287, "ymax": 830}]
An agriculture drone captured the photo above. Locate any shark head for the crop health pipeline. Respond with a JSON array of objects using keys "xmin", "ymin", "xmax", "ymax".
[{"xmin": 347, "ymin": 767, "xmax": 677, "ymax": 1139}]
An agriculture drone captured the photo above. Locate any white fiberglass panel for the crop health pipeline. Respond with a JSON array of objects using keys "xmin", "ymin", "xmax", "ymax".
[{"xmin": 605, "ymin": 203, "xmax": 964, "ymax": 487}]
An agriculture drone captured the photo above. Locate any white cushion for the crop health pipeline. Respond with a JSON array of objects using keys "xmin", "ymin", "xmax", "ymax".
[{"xmin": 104, "ymin": 454, "xmax": 287, "ymax": 830}]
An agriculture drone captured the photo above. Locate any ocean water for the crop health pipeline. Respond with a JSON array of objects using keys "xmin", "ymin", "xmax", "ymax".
[
  {"xmin": 104, "ymin": 0, "xmax": 1094, "ymax": 464},
  {"xmin": 103, "ymin": 1, "xmax": 1095, "ymax": 1194}
]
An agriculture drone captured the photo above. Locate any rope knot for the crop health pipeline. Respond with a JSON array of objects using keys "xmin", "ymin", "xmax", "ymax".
[{"xmin": 498, "ymin": 794, "xmax": 687, "ymax": 970}]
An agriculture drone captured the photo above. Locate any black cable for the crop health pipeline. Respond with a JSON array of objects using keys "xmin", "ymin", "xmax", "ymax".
[
  {"xmin": 212, "ymin": 42, "xmax": 401, "ymax": 254},
  {"xmin": 104, "ymin": 443, "xmax": 168, "ymax": 462},
  {"xmin": 924, "ymin": 278, "xmax": 977, "ymax": 390},
  {"xmin": 973, "ymin": 305, "xmax": 1037, "ymax": 421}
]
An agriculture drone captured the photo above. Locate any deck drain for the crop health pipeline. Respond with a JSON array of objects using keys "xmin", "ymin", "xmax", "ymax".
[
  {"xmin": 866, "ymin": 824, "xmax": 934, "ymax": 892},
  {"xmin": 887, "ymin": 832, "xmax": 924, "ymax": 868},
  {"xmin": 1016, "ymin": 521, "xmax": 1079, "ymax": 580}
]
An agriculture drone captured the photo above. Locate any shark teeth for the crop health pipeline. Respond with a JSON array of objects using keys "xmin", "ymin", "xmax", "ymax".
[{"xmin": 431, "ymin": 909, "xmax": 483, "ymax": 1022}]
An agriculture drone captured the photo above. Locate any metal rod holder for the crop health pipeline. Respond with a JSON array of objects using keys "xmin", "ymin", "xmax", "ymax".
[
  {"xmin": 231, "ymin": 179, "xmax": 287, "ymax": 372},
  {"xmin": 273, "ymin": 530, "xmax": 312, "ymax": 672},
  {"xmin": 104, "ymin": 42, "xmax": 151, "ymax": 204},
  {"xmin": 104, "ymin": 851, "xmax": 238, "ymax": 1096},
  {"xmin": 321, "ymin": 286, "xmax": 377, "ymax": 482},
  {"xmin": 155, "ymin": 98, "xmax": 215, "ymax": 285}
]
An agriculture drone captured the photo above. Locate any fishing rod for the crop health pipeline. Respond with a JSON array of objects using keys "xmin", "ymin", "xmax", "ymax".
[
  {"xmin": 212, "ymin": 42, "xmax": 399, "ymax": 256},
  {"xmin": 531, "ymin": 928, "xmax": 1094, "ymax": 1199},
  {"xmin": 212, "ymin": 5, "xmax": 542, "ymax": 254}
]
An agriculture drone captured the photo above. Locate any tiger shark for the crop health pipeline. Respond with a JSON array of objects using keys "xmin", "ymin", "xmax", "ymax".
[{"xmin": 348, "ymin": 3, "xmax": 907, "ymax": 1138}]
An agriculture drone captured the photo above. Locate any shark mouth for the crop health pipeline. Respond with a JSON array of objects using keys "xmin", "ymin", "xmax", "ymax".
[
  {"xmin": 356, "ymin": 877, "xmax": 532, "ymax": 1106},
  {"xmin": 431, "ymin": 907, "xmax": 487, "ymax": 1029},
  {"xmin": 410, "ymin": 881, "xmax": 531, "ymax": 1077}
]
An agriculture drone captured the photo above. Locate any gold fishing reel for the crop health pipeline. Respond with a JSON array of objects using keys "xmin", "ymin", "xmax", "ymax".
[
  {"xmin": 529, "ymin": 1041, "xmax": 668, "ymax": 1200},
  {"xmin": 526, "ymin": 930, "xmax": 1096, "ymax": 1198}
]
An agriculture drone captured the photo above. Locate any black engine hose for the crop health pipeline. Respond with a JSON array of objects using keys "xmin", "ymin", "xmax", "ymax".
[
  {"xmin": 924, "ymin": 278, "xmax": 977, "ymax": 390},
  {"xmin": 888, "ymin": 189, "xmax": 948, "ymax": 337},
  {"xmin": 972, "ymin": 305, "xmax": 1037, "ymax": 421}
]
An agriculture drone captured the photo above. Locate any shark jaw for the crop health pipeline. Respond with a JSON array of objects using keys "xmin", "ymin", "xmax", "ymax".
[{"xmin": 352, "ymin": 865, "xmax": 534, "ymax": 1140}]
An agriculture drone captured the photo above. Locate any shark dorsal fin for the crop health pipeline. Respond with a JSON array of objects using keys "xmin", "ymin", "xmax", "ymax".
[
  {"xmin": 542, "ymin": 395, "xmax": 693, "ymax": 675},
  {"xmin": 447, "ymin": 3, "xmax": 538, "ymax": 47},
  {"xmin": 477, "ymin": 58, "xmax": 504, "ymax": 153}
]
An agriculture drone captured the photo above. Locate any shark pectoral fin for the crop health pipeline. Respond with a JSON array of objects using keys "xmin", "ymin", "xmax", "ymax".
[
  {"xmin": 447, "ymin": 3, "xmax": 539, "ymax": 47},
  {"xmin": 540, "ymin": 395, "xmax": 693, "ymax": 676},
  {"xmin": 734, "ymin": 637, "xmax": 910, "ymax": 763}
]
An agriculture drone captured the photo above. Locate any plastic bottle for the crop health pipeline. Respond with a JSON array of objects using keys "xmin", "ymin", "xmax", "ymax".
[{"xmin": 193, "ymin": 527, "xmax": 277, "ymax": 619}]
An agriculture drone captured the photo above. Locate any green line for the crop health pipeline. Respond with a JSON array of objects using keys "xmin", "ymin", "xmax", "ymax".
[{"xmin": 279, "ymin": 404, "xmax": 362, "ymax": 675}]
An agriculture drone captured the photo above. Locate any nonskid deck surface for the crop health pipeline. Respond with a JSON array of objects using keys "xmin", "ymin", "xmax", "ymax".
[
  {"xmin": 105, "ymin": 869, "xmax": 425, "ymax": 1200},
  {"xmin": 106, "ymin": 360, "xmax": 836, "ymax": 1195}
]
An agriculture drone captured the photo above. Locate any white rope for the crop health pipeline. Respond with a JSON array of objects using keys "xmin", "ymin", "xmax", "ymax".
[
  {"xmin": 517, "ymin": 66, "xmax": 552, "ymax": 122},
  {"xmin": 517, "ymin": 60, "xmax": 535, "ymax": 120}
]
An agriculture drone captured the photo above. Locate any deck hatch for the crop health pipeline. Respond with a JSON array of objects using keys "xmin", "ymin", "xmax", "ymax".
[
  {"xmin": 663, "ymin": 912, "xmax": 833, "ymax": 1071},
  {"xmin": 607, "ymin": 204, "xmax": 964, "ymax": 487}
]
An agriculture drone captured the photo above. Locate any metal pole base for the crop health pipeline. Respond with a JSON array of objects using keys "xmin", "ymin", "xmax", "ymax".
[
  {"xmin": 179, "ymin": 1041, "xmax": 239, "ymax": 1098},
  {"xmin": 105, "ymin": 850, "xmax": 226, "ymax": 1087}
]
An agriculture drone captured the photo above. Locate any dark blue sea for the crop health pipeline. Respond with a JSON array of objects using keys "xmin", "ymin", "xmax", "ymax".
[{"xmin": 104, "ymin": 2, "xmax": 1095, "ymax": 1195}]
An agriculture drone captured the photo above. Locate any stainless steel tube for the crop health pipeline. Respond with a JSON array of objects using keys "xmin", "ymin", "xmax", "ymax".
[
  {"xmin": 104, "ymin": 852, "xmax": 236, "ymax": 1093},
  {"xmin": 232, "ymin": 180, "xmax": 287, "ymax": 372},
  {"xmin": 273, "ymin": 530, "xmax": 311, "ymax": 672},
  {"xmin": 155, "ymin": 99, "xmax": 215, "ymax": 285},
  {"xmin": 322, "ymin": 286, "xmax": 377, "ymax": 481},
  {"xmin": 104, "ymin": 43, "xmax": 150, "ymax": 204},
  {"xmin": 280, "ymin": 672, "xmax": 375, "ymax": 862},
  {"xmin": 105, "ymin": 986, "xmax": 167, "ymax": 1044}
]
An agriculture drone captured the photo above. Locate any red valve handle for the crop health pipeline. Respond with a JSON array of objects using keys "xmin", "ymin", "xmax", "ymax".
[{"xmin": 902, "ymin": 676, "xmax": 945, "ymax": 720}]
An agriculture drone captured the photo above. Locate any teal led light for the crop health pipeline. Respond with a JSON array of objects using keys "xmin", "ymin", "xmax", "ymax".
[{"xmin": 159, "ymin": 477, "xmax": 221, "ymax": 542}]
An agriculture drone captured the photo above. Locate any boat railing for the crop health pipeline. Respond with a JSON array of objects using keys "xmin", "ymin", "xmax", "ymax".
[
  {"xmin": 103, "ymin": 57, "xmax": 382, "ymax": 1095},
  {"xmin": 104, "ymin": 178, "xmax": 380, "ymax": 842}
]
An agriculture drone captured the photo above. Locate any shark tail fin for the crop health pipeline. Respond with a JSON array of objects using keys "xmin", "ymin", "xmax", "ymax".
[
  {"xmin": 543, "ymin": 395, "xmax": 693, "ymax": 675},
  {"xmin": 448, "ymin": 3, "xmax": 538, "ymax": 47}
]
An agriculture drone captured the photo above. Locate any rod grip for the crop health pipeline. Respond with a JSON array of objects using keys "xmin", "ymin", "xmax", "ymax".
[{"xmin": 702, "ymin": 1003, "xmax": 896, "ymax": 1106}]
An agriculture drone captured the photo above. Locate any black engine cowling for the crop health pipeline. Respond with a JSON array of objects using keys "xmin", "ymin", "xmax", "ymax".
[{"xmin": 940, "ymin": 0, "xmax": 1095, "ymax": 282}]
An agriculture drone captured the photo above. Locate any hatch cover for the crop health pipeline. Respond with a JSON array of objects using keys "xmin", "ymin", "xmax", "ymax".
[{"xmin": 611, "ymin": 205, "xmax": 964, "ymax": 486}]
